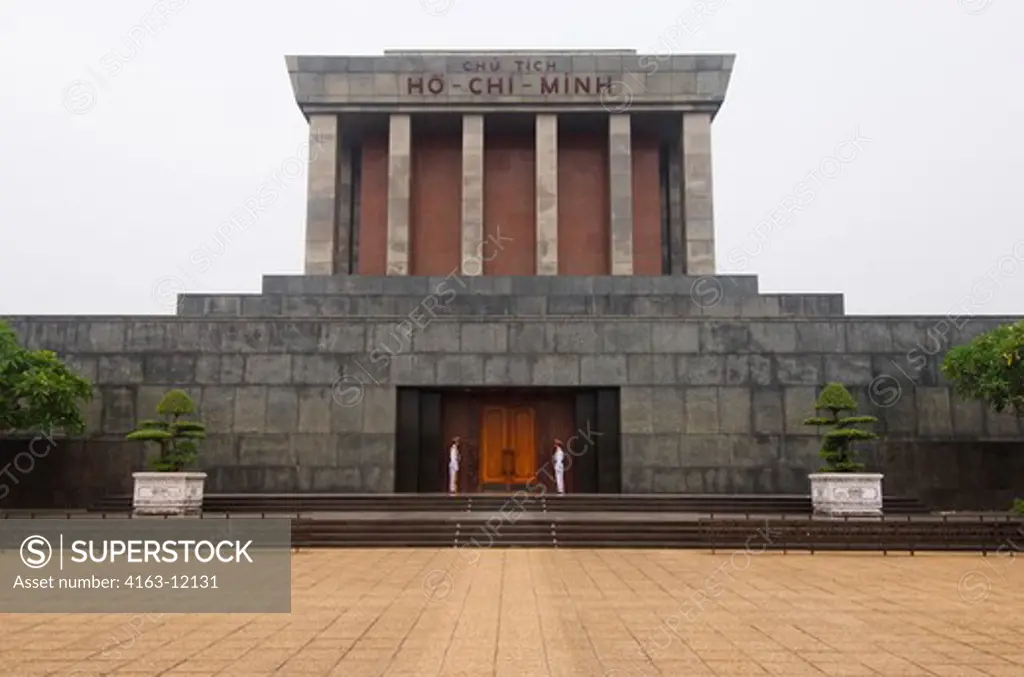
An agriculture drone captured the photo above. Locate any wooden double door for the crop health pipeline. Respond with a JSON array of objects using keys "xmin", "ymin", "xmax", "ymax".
[
  {"xmin": 436, "ymin": 389, "xmax": 574, "ymax": 493},
  {"xmin": 479, "ymin": 405, "xmax": 537, "ymax": 488}
]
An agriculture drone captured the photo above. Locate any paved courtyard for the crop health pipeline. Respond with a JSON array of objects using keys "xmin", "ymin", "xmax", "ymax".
[{"xmin": 0, "ymin": 548, "xmax": 1022, "ymax": 676}]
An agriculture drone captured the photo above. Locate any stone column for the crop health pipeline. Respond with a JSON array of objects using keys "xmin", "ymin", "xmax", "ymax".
[
  {"xmin": 386, "ymin": 114, "xmax": 412, "ymax": 276},
  {"xmin": 681, "ymin": 113, "xmax": 715, "ymax": 275},
  {"xmin": 461, "ymin": 115, "xmax": 484, "ymax": 275},
  {"xmin": 535, "ymin": 114, "xmax": 558, "ymax": 275},
  {"xmin": 304, "ymin": 114, "xmax": 339, "ymax": 276},
  {"xmin": 608, "ymin": 115, "xmax": 634, "ymax": 275}
]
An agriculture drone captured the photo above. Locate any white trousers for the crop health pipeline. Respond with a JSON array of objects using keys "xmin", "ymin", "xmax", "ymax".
[
  {"xmin": 554, "ymin": 463, "xmax": 565, "ymax": 494},
  {"xmin": 448, "ymin": 465, "xmax": 458, "ymax": 493}
]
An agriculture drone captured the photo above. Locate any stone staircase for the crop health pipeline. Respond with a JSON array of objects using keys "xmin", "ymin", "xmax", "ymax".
[
  {"xmin": 78, "ymin": 493, "xmax": 1024, "ymax": 552},
  {"xmin": 88, "ymin": 492, "xmax": 931, "ymax": 515},
  {"xmin": 287, "ymin": 513, "xmax": 1020, "ymax": 550}
]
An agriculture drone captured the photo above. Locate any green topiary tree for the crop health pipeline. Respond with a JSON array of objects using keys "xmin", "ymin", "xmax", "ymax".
[
  {"xmin": 126, "ymin": 389, "xmax": 205, "ymax": 472},
  {"xmin": 803, "ymin": 382, "xmax": 879, "ymax": 472},
  {"xmin": 0, "ymin": 320, "xmax": 93, "ymax": 436},
  {"xmin": 942, "ymin": 320, "xmax": 1024, "ymax": 512}
]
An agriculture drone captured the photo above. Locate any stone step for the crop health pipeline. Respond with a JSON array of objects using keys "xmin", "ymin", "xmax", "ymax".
[
  {"xmin": 176, "ymin": 292, "xmax": 845, "ymax": 319},
  {"xmin": 260, "ymin": 274, "xmax": 762, "ymax": 296},
  {"xmin": 284, "ymin": 515, "xmax": 1020, "ymax": 550},
  {"xmin": 88, "ymin": 493, "xmax": 929, "ymax": 514}
]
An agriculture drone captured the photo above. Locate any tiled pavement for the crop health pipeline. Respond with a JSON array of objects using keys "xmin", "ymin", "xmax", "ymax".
[{"xmin": 0, "ymin": 548, "xmax": 1022, "ymax": 676}]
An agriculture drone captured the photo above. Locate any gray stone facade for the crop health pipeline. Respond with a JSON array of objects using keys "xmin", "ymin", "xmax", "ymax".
[
  {"xmin": 286, "ymin": 51, "xmax": 733, "ymax": 109},
  {"xmin": 5, "ymin": 275, "xmax": 1021, "ymax": 502}
]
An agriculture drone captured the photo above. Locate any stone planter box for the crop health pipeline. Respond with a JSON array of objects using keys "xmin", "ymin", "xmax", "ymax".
[
  {"xmin": 809, "ymin": 473, "xmax": 883, "ymax": 516},
  {"xmin": 132, "ymin": 472, "xmax": 206, "ymax": 516}
]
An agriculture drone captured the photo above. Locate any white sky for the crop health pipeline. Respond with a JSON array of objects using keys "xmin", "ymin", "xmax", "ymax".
[{"xmin": 1, "ymin": 0, "xmax": 1021, "ymax": 316}]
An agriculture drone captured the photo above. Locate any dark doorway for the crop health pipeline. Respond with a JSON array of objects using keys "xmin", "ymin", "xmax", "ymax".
[{"xmin": 394, "ymin": 387, "xmax": 621, "ymax": 493}]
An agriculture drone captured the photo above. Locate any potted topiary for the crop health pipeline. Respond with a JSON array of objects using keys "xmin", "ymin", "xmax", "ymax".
[
  {"xmin": 126, "ymin": 389, "xmax": 206, "ymax": 516},
  {"xmin": 804, "ymin": 382, "xmax": 882, "ymax": 516}
]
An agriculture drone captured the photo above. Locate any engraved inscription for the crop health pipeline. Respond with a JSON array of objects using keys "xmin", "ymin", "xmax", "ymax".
[
  {"xmin": 460, "ymin": 59, "xmax": 559, "ymax": 73},
  {"xmin": 405, "ymin": 73, "xmax": 613, "ymax": 98}
]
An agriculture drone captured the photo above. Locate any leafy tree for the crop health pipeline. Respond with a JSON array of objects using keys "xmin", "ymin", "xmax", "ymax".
[
  {"xmin": 942, "ymin": 321, "xmax": 1024, "ymax": 512},
  {"xmin": 803, "ymin": 383, "xmax": 879, "ymax": 472},
  {"xmin": 941, "ymin": 320, "xmax": 1024, "ymax": 417},
  {"xmin": 0, "ymin": 320, "xmax": 93, "ymax": 436},
  {"xmin": 126, "ymin": 389, "xmax": 206, "ymax": 472}
]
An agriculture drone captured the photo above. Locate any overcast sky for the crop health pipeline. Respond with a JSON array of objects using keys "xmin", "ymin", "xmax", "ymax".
[{"xmin": 1, "ymin": 0, "xmax": 1021, "ymax": 316}]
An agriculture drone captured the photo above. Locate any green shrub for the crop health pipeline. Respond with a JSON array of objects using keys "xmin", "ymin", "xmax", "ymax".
[
  {"xmin": 126, "ymin": 389, "xmax": 205, "ymax": 472},
  {"xmin": 803, "ymin": 383, "xmax": 879, "ymax": 473}
]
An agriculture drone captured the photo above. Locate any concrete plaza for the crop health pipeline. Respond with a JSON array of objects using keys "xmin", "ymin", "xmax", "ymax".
[{"xmin": 0, "ymin": 548, "xmax": 1021, "ymax": 676}]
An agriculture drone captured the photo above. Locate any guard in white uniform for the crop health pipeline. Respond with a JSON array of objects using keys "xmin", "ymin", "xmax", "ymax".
[
  {"xmin": 448, "ymin": 437, "xmax": 461, "ymax": 494},
  {"xmin": 552, "ymin": 439, "xmax": 566, "ymax": 495}
]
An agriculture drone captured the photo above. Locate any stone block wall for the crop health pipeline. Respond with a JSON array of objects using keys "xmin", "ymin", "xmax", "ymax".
[
  {"xmin": 3, "ymin": 274, "xmax": 1022, "ymax": 507},
  {"xmin": 879, "ymin": 440, "xmax": 1024, "ymax": 511}
]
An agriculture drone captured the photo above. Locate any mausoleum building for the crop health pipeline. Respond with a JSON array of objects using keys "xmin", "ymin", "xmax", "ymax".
[{"xmin": 3, "ymin": 50, "xmax": 1022, "ymax": 510}]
